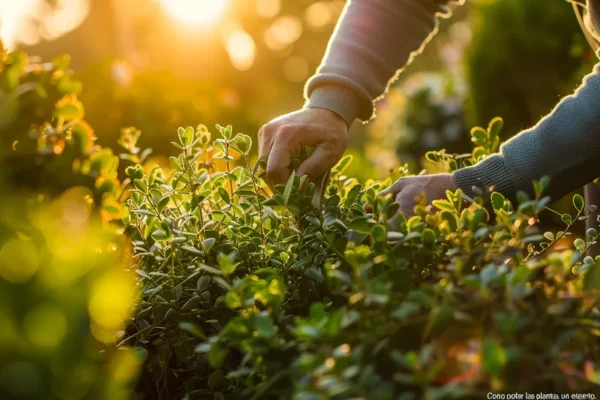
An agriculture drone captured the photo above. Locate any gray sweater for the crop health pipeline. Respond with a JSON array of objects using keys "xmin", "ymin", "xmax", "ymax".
[{"xmin": 304, "ymin": 0, "xmax": 600, "ymax": 204}]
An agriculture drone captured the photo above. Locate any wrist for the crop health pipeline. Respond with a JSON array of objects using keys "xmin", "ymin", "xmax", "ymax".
[{"xmin": 305, "ymin": 85, "xmax": 360, "ymax": 128}]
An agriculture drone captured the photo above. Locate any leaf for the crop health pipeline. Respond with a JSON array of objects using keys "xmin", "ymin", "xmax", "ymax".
[
  {"xmin": 218, "ymin": 187, "xmax": 230, "ymax": 204},
  {"xmin": 431, "ymin": 200, "xmax": 455, "ymax": 213},
  {"xmin": 371, "ymin": 225, "xmax": 386, "ymax": 243},
  {"xmin": 217, "ymin": 252, "xmax": 239, "ymax": 276},
  {"xmin": 181, "ymin": 246, "xmax": 203, "ymax": 256},
  {"xmin": 348, "ymin": 216, "xmax": 375, "ymax": 234},
  {"xmin": 254, "ymin": 313, "xmax": 277, "ymax": 338},
  {"xmin": 584, "ymin": 260, "xmax": 600, "ymax": 290},
  {"xmin": 490, "ymin": 192, "xmax": 505, "ymax": 211},
  {"xmin": 179, "ymin": 322, "xmax": 207, "ymax": 339},
  {"xmin": 562, "ymin": 214, "xmax": 573, "ymax": 225},
  {"xmin": 181, "ymin": 296, "xmax": 202, "ymax": 311},
  {"xmin": 199, "ymin": 263, "xmax": 224, "ymax": 275},
  {"xmin": 332, "ymin": 155, "xmax": 353, "ymax": 175},
  {"xmin": 209, "ymin": 343, "xmax": 228, "ymax": 368},
  {"xmin": 283, "ymin": 170, "xmax": 296, "ymax": 206},
  {"xmin": 151, "ymin": 230, "xmax": 169, "ymax": 241},
  {"xmin": 543, "ymin": 232, "xmax": 555, "ymax": 241},
  {"xmin": 487, "ymin": 117, "xmax": 504, "ymax": 139},
  {"xmin": 202, "ymin": 238, "xmax": 216, "ymax": 252},
  {"xmin": 574, "ymin": 194, "xmax": 585, "ymax": 213},
  {"xmin": 233, "ymin": 133, "xmax": 252, "ymax": 154},
  {"xmin": 132, "ymin": 269, "xmax": 150, "ymax": 281},
  {"xmin": 482, "ymin": 339, "xmax": 506, "ymax": 378}
]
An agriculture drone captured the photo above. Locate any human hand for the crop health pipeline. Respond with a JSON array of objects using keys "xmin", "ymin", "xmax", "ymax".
[
  {"xmin": 374, "ymin": 174, "xmax": 460, "ymax": 217},
  {"xmin": 258, "ymin": 108, "xmax": 349, "ymax": 186}
]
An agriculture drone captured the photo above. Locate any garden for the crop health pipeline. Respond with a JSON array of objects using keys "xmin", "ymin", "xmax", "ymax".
[{"xmin": 1, "ymin": 1, "xmax": 600, "ymax": 399}]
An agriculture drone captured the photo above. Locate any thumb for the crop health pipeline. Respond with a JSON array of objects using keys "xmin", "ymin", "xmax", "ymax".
[{"xmin": 379, "ymin": 178, "xmax": 408, "ymax": 197}]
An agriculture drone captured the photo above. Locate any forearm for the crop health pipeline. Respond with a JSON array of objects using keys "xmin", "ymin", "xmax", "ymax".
[
  {"xmin": 304, "ymin": 0, "xmax": 463, "ymax": 126},
  {"xmin": 454, "ymin": 63, "xmax": 600, "ymax": 204}
]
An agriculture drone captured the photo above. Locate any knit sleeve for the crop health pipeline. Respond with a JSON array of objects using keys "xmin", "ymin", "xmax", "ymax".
[
  {"xmin": 454, "ymin": 62, "xmax": 600, "ymax": 205},
  {"xmin": 303, "ymin": 0, "xmax": 464, "ymax": 126}
]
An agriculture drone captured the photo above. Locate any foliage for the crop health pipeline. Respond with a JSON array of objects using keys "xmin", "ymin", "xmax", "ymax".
[
  {"xmin": 0, "ymin": 189, "xmax": 142, "ymax": 400},
  {"xmin": 0, "ymin": 44, "xmax": 142, "ymax": 400},
  {"xmin": 122, "ymin": 119, "xmax": 600, "ymax": 399},
  {"xmin": 0, "ymin": 43, "xmax": 124, "ymax": 221},
  {"xmin": 395, "ymin": 76, "xmax": 469, "ymax": 167},
  {"xmin": 466, "ymin": 0, "xmax": 596, "ymax": 135}
]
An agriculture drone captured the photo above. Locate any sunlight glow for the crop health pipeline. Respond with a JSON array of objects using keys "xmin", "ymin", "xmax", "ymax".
[
  {"xmin": 161, "ymin": 0, "xmax": 231, "ymax": 26},
  {"xmin": 0, "ymin": 0, "xmax": 89, "ymax": 49},
  {"xmin": 226, "ymin": 29, "xmax": 256, "ymax": 71}
]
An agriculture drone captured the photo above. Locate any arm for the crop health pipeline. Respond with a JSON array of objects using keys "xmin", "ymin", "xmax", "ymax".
[
  {"xmin": 305, "ymin": 0, "xmax": 464, "ymax": 126},
  {"xmin": 454, "ymin": 62, "xmax": 600, "ymax": 205},
  {"xmin": 259, "ymin": 0, "xmax": 464, "ymax": 185}
]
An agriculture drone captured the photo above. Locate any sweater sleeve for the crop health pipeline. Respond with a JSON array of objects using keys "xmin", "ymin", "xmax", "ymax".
[
  {"xmin": 304, "ymin": 0, "xmax": 464, "ymax": 126},
  {"xmin": 454, "ymin": 62, "xmax": 600, "ymax": 205}
]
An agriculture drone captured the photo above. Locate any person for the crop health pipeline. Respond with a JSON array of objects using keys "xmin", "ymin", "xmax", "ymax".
[{"xmin": 258, "ymin": 0, "xmax": 600, "ymax": 221}]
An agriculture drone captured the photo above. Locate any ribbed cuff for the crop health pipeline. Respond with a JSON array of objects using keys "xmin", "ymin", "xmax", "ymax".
[
  {"xmin": 453, "ymin": 154, "xmax": 518, "ymax": 202},
  {"xmin": 305, "ymin": 85, "xmax": 362, "ymax": 128}
]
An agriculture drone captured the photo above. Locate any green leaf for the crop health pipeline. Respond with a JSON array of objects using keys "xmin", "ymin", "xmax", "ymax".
[
  {"xmin": 574, "ymin": 194, "xmax": 584, "ymax": 212},
  {"xmin": 348, "ymin": 216, "xmax": 375, "ymax": 234},
  {"xmin": 233, "ymin": 133, "xmax": 252, "ymax": 154},
  {"xmin": 54, "ymin": 99, "xmax": 84, "ymax": 121},
  {"xmin": 332, "ymin": 155, "xmax": 353, "ymax": 175},
  {"xmin": 133, "ymin": 179, "xmax": 148, "ymax": 193},
  {"xmin": 584, "ymin": 260, "xmax": 600, "ymax": 290},
  {"xmin": 181, "ymin": 246, "xmax": 203, "ymax": 256},
  {"xmin": 543, "ymin": 232, "xmax": 555, "ymax": 241},
  {"xmin": 151, "ymin": 230, "xmax": 169, "ymax": 241},
  {"xmin": 491, "ymin": 192, "xmax": 505, "ymax": 211},
  {"xmin": 283, "ymin": 170, "xmax": 296, "ymax": 206},
  {"xmin": 254, "ymin": 313, "xmax": 277, "ymax": 338},
  {"xmin": 482, "ymin": 339, "xmax": 506, "ymax": 378},
  {"xmin": 202, "ymin": 238, "xmax": 216, "ymax": 252},
  {"xmin": 371, "ymin": 225, "xmax": 386, "ymax": 243},
  {"xmin": 179, "ymin": 322, "xmax": 207, "ymax": 339},
  {"xmin": 487, "ymin": 117, "xmax": 504, "ymax": 139},
  {"xmin": 561, "ymin": 214, "xmax": 573, "ymax": 225},
  {"xmin": 470, "ymin": 127, "xmax": 488, "ymax": 145},
  {"xmin": 432, "ymin": 199, "xmax": 455, "ymax": 213},
  {"xmin": 217, "ymin": 252, "xmax": 239, "ymax": 276},
  {"xmin": 218, "ymin": 187, "xmax": 230, "ymax": 204}
]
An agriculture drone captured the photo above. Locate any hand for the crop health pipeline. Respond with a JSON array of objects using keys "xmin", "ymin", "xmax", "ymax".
[
  {"xmin": 258, "ymin": 108, "xmax": 349, "ymax": 186},
  {"xmin": 377, "ymin": 174, "xmax": 458, "ymax": 217}
]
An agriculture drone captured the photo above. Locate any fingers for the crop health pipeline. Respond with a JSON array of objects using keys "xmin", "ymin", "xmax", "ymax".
[
  {"xmin": 396, "ymin": 187, "xmax": 422, "ymax": 218},
  {"xmin": 258, "ymin": 125, "xmax": 275, "ymax": 165},
  {"xmin": 266, "ymin": 134, "xmax": 294, "ymax": 185},
  {"xmin": 379, "ymin": 178, "xmax": 409, "ymax": 197},
  {"xmin": 296, "ymin": 146, "xmax": 334, "ymax": 183}
]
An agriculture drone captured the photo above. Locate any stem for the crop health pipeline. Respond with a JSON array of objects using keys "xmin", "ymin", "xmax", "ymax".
[{"xmin": 525, "ymin": 207, "xmax": 585, "ymax": 262}]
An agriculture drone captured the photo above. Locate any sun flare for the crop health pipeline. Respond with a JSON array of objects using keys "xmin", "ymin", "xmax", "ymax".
[{"xmin": 161, "ymin": 0, "xmax": 231, "ymax": 26}]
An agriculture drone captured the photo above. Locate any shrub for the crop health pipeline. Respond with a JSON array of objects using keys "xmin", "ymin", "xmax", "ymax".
[
  {"xmin": 0, "ymin": 45, "xmax": 142, "ymax": 400},
  {"xmin": 0, "ymin": 187, "xmax": 143, "ymax": 400},
  {"xmin": 0, "ymin": 42, "xmax": 124, "ymax": 222},
  {"xmin": 122, "ymin": 120, "xmax": 600, "ymax": 399},
  {"xmin": 466, "ymin": 0, "xmax": 595, "ymax": 135}
]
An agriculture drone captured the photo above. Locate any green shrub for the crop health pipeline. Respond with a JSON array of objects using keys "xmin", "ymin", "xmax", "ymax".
[
  {"xmin": 0, "ymin": 188, "xmax": 142, "ymax": 400},
  {"xmin": 466, "ymin": 0, "xmax": 595, "ymax": 135},
  {"xmin": 0, "ymin": 44, "xmax": 143, "ymax": 400},
  {"xmin": 0, "ymin": 42, "xmax": 124, "ymax": 222},
  {"xmin": 122, "ymin": 119, "xmax": 600, "ymax": 399}
]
